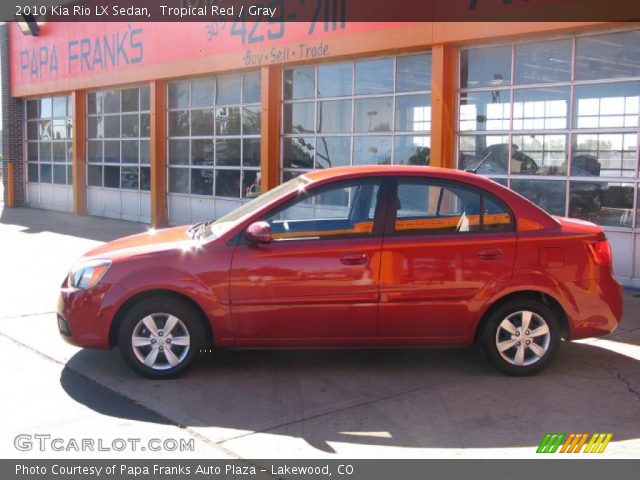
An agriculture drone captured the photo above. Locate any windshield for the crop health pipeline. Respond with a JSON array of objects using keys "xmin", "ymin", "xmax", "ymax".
[{"xmin": 202, "ymin": 175, "xmax": 310, "ymax": 237}]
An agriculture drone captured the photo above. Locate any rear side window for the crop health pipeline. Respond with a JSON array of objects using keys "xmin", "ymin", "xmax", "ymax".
[{"xmin": 394, "ymin": 180, "xmax": 513, "ymax": 235}]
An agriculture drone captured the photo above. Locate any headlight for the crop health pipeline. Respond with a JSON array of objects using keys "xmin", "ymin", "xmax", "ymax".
[{"xmin": 68, "ymin": 260, "xmax": 111, "ymax": 289}]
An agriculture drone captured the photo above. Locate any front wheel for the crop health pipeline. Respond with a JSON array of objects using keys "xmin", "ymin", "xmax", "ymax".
[
  {"xmin": 117, "ymin": 297, "xmax": 206, "ymax": 379},
  {"xmin": 480, "ymin": 299, "xmax": 561, "ymax": 376}
]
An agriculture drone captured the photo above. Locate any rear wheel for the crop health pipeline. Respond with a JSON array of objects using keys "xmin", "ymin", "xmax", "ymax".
[
  {"xmin": 480, "ymin": 299, "xmax": 561, "ymax": 376},
  {"xmin": 117, "ymin": 297, "xmax": 205, "ymax": 379}
]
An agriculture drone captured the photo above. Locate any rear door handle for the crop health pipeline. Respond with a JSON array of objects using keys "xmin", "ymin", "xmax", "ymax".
[
  {"xmin": 477, "ymin": 249, "xmax": 503, "ymax": 260},
  {"xmin": 340, "ymin": 253, "xmax": 368, "ymax": 265}
]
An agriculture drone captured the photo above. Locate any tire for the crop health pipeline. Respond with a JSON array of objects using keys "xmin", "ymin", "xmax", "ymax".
[
  {"xmin": 117, "ymin": 296, "xmax": 206, "ymax": 379},
  {"xmin": 479, "ymin": 299, "xmax": 561, "ymax": 376}
]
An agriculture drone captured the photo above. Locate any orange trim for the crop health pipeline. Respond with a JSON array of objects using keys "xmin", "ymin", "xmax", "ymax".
[
  {"xmin": 72, "ymin": 90, "xmax": 87, "ymax": 215},
  {"xmin": 395, "ymin": 213, "xmax": 510, "ymax": 231},
  {"xmin": 430, "ymin": 44, "xmax": 457, "ymax": 169},
  {"xmin": 271, "ymin": 221, "xmax": 374, "ymax": 240},
  {"xmin": 518, "ymin": 218, "xmax": 545, "ymax": 231},
  {"xmin": 260, "ymin": 66, "xmax": 281, "ymax": 193},
  {"xmin": 5, "ymin": 162, "xmax": 15, "ymax": 208},
  {"xmin": 150, "ymin": 80, "xmax": 168, "ymax": 227}
]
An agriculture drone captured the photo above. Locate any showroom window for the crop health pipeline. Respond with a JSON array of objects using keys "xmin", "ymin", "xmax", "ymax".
[
  {"xmin": 26, "ymin": 96, "xmax": 72, "ymax": 185},
  {"xmin": 167, "ymin": 71, "xmax": 261, "ymax": 199},
  {"xmin": 282, "ymin": 53, "xmax": 432, "ymax": 181},
  {"xmin": 458, "ymin": 30, "xmax": 640, "ymax": 228},
  {"xmin": 87, "ymin": 86, "xmax": 151, "ymax": 191}
]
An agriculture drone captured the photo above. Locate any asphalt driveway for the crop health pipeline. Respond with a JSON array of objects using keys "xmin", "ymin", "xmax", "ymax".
[{"xmin": 1, "ymin": 206, "xmax": 639, "ymax": 459}]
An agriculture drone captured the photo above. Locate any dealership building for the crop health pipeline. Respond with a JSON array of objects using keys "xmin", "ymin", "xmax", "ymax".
[{"xmin": 2, "ymin": 20, "xmax": 640, "ymax": 286}]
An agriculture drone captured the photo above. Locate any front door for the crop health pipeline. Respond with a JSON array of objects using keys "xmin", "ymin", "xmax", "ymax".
[{"xmin": 230, "ymin": 178, "xmax": 386, "ymax": 342}]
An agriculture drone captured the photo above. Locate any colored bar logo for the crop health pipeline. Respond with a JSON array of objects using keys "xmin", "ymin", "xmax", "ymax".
[{"xmin": 537, "ymin": 433, "xmax": 613, "ymax": 453}]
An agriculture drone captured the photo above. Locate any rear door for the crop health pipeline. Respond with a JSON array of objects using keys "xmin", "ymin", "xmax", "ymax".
[{"xmin": 378, "ymin": 177, "xmax": 517, "ymax": 340}]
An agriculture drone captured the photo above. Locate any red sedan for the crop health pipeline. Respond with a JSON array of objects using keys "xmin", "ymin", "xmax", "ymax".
[{"xmin": 58, "ymin": 166, "xmax": 623, "ymax": 378}]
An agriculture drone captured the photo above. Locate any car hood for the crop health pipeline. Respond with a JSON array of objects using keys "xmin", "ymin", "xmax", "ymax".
[{"xmin": 82, "ymin": 226, "xmax": 195, "ymax": 261}]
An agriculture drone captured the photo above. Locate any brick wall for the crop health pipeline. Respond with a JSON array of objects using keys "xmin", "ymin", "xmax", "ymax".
[{"xmin": 1, "ymin": 24, "xmax": 25, "ymax": 207}]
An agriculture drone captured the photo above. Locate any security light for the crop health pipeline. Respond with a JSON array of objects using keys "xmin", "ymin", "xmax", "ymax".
[{"xmin": 16, "ymin": 14, "xmax": 40, "ymax": 36}]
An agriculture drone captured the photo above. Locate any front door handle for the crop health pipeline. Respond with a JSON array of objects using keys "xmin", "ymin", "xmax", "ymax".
[
  {"xmin": 340, "ymin": 253, "xmax": 368, "ymax": 265},
  {"xmin": 477, "ymin": 249, "xmax": 503, "ymax": 260}
]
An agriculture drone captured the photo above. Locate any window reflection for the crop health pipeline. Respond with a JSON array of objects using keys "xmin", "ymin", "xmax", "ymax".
[
  {"xmin": 316, "ymin": 137, "xmax": 351, "ymax": 168},
  {"xmin": 569, "ymin": 182, "xmax": 634, "ymax": 228},
  {"xmin": 317, "ymin": 100, "xmax": 352, "ymax": 134},
  {"xmin": 576, "ymin": 31, "xmax": 640, "ymax": 81},
  {"xmin": 353, "ymin": 136, "xmax": 392, "ymax": 165},
  {"xmin": 460, "ymin": 91, "xmax": 511, "ymax": 131},
  {"xmin": 396, "ymin": 94, "xmax": 431, "ymax": 132},
  {"xmin": 318, "ymin": 63, "xmax": 352, "ymax": 98},
  {"xmin": 515, "ymin": 39, "xmax": 572, "ymax": 85},
  {"xmin": 283, "ymin": 137, "xmax": 315, "ymax": 170},
  {"xmin": 513, "ymin": 88, "xmax": 569, "ymax": 130},
  {"xmin": 283, "ymin": 102, "xmax": 315, "ymax": 134},
  {"xmin": 573, "ymin": 133, "xmax": 637, "ymax": 178},
  {"xmin": 458, "ymin": 135, "xmax": 510, "ymax": 174},
  {"xmin": 355, "ymin": 59, "xmax": 394, "ymax": 95},
  {"xmin": 397, "ymin": 54, "xmax": 432, "ymax": 92},
  {"xmin": 574, "ymin": 82, "xmax": 640, "ymax": 129},
  {"xmin": 461, "ymin": 46, "xmax": 512, "ymax": 89},
  {"xmin": 394, "ymin": 136, "xmax": 430, "ymax": 165},
  {"xmin": 511, "ymin": 179, "xmax": 566, "ymax": 216},
  {"xmin": 215, "ymin": 74, "xmax": 242, "ymax": 105},
  {"xmin": 512, "ymin": 134, "xmax": 567, "ymax": 175},
  {"xmin": 354, "ymin": 97, "xmax": 393, "ymax": 132},
  {"xmin": 284, "ymin": 67, "xmax": 315, "ymax": 100}
]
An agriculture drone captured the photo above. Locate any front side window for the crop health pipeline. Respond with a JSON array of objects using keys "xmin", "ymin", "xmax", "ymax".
[
  {"xmin": 264, "ymin": 180, "xmax": 381, "ymax": 241},
  {"xmin": 394, "ymin": 180, "xmax": 513, "ymax": 235}
]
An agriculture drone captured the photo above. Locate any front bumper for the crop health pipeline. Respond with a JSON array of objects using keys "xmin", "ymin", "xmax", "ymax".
[{"xmin": 57, "ymin": 282, "xmax": 127, "ymax": 349}]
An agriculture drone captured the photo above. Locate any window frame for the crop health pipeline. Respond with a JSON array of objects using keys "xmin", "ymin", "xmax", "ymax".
[
  {"xmin": 246, "ymin": 177, "xmax": 391, "ymax": 244},
  {"xmin": 384, "ymin": 176, "xmax": 516, "ymax": 237}
]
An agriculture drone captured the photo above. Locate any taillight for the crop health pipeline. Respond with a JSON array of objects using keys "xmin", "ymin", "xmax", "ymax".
[{"xmin": 587, "ymin": 240, "xmax": 613, "ymax": 267}]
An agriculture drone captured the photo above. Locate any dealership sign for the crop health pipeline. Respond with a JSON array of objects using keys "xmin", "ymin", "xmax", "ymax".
[{"xmin": 10, "ymin": 20, "xmax": 410, "ymax": 95}]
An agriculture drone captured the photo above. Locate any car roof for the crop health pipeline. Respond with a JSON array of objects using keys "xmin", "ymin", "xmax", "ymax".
[
  {"xmin": 306, "ymin": 165, "xmax": 470, "ymax": 179},
  {"xmin": 303, "ymin": 165, "xmax": 497, "ymax": 187}
]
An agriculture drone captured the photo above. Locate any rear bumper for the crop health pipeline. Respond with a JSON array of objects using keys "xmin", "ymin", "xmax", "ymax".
[
  {"xmin": 563, "ymin": 272, "xmax": 623, "ymax": 340},
  {"xmin": 57, "ymin": 283, "xmax": 127, "ymax": 349}
]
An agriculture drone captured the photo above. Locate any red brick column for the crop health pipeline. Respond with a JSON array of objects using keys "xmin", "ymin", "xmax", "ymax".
[{"xmin": 1, "ymin": 24, "xmax": 25, "ymax": 207}]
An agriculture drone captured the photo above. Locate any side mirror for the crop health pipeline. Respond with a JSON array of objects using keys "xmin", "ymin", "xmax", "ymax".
[{"xmin": 245, "ymin": 221, "xmax": 272, "ymax": 244}]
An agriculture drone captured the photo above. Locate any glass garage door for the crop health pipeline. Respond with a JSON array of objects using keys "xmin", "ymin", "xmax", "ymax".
[
  {"xmin": 25, "ymin": 96, "xmax": 73, "ymax": 212},
  {"xmin": 457, "ymin": 29, "xmax": 640, "ymax": 287},
  {"xmin": 86, "ymin": 86, "xmax": 151, "ymax": 223},
  {"xmin": 166, "ymin": 71, "xmax": 261, "ymax": 225},
  {"xmin": 281, "ymin": 53, "xmax": 432, "ymax": 181}
]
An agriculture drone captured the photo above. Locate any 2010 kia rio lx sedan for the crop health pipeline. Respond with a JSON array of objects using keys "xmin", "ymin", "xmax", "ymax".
[{"xmin": 58, "ymin": 166, "xmax": 623, "ymax": 378}]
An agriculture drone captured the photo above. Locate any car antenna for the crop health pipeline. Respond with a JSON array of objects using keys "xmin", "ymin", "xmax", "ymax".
[{"xmin": 465, "ymin": 151, "xmax": 493, "ymax": 174}]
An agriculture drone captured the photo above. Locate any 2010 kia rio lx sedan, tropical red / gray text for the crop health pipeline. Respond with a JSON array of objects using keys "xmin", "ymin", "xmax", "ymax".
[{"xmin": 58, "ymin": 166, "xmax": 623, "ymax": 378}]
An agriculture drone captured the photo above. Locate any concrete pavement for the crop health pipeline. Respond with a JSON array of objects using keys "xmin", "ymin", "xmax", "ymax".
[{"xmin": 1, "ymin": 206, "xmax": 639, "ymax": 459}]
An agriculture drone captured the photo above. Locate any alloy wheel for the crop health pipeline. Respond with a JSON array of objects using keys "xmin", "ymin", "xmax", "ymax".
[
  {"xmin": 495, "ymin": 310, "xmax": 551, "ymax": 367},
  {"xmin": 131, "ymin": 313, "xmax": 191, "ymax": 370}
]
